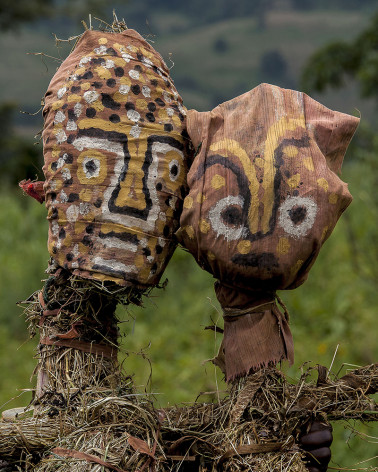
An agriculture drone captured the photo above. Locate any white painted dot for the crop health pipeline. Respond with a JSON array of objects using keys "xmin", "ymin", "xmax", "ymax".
[
  {"xmin": 163, "ymin": 91, "xmax": 172, "ymax": 103},
  {"xmin": 122, "ymin": 53, "xmax": 133, "ymax": 62},
  {"xmin": 54, "ymin": 110, "xmax": 66, "ymax": 123},
  {"xmin": 94, "ymin": 45, "xmax": 107, "ymax": 55},
  {"xmin": 62, "ymin": 168, "xmax": 71, "ymax": 181},
  {"xmin": 142, "ymin": 57, "xmax": 153, "ymax": 67},
  {"xmin": 79, "ymin": 202, "xmax": 91, "ymax": 215},
  {"xmin": 178, "ymin": 103, "xmax": 187, "ymax": 116},
  {"xmin": 79, "ymin": 56, "xmax": 91, "ymax": 67},
  {"xmin": 74, "ymin": 103, "xmax": 82, "ymax": 117},
  {"xmin": 66, "ymin": 120, "xmax": 77, "ymax": 131},
  {"xmin": 166, "ymin": 107, "xmax": 174, "ymax": 117},
  {"xmin": 56, "ymin": 156, "xmax": 65, "ymax": 169},
  {"xmin": 127, "ymin": 109, "xmax": 140, "ymax": 123},
  {"xmin": 105, "ymin": 59, "xmax": 115, "ymax": 69},
  {"xmin": 119, "ymin": 84, "xmax": 130, "ymax": 95},
  {"xmin": 66, "ymin": 205, "xmax": 79, "ymax": 223},
  {"xmin": 59, "ymin": 190, "xmax": 68, "ymax": 203},
  {"xmin": 52, "ymin": 221, "xmax": 59, "ymax": 236},
  {"xmin": 83, "ymin": 90, "xmax": 99, "ymax": 104},
  {"xmin": 57, "ymin": 87, "xmax": 67, "ymax": 99},
  {"xmin": 56, "ymin": 129, "xmax": 67, "ymax": 144},
  {"xmin": 129, "ymin": 70, "xmax": 140, "ymax": 80},
  {"xmin": 130, "ymin": 124, "xmax": 141, "ymax": 138},
  {"xmin": 142, "ymin": 85, "xmax": 151, "ymax": 98}
]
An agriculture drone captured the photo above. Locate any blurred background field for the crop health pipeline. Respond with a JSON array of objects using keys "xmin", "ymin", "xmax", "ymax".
[{"xmin": 0, "ymin": 0, "xmax": 377, "ymax": 469}]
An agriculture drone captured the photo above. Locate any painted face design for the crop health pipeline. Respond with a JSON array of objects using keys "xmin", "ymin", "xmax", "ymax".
[
  {"xmin": 179, "ymin": 84, "xmax": 358, "ymax": 291},
  {"xmin": 43, "ymin": 30, "xmax": 191, "ymax": 287}
]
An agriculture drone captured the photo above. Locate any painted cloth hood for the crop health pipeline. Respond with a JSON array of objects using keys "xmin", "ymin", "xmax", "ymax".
[
  {"xmin": 42, "ymin": 29, "xmax": 191, "ymax": 289},
  {"xmin": 178, "ymin": 83, "xmax": 359, "ymax": 380}
]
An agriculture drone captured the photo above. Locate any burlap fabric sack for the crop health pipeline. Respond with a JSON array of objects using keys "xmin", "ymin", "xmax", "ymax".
[
  {"xmin": 43, "ymin": 29, "xmax": 191, "ymax": 289},
  {"xmin": 178, "ymin": 83, "xmax": 359, "ymax": 380}
]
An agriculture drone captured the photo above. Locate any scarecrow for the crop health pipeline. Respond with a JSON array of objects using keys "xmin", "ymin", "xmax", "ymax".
[
  {"xmin": 9, "ymin": 22, "xmax": 362, "ymax": 472},
  {"xmin": 20, "ymin": 25, "xmax": 192, "ymax": 411},
  {"xmin": 177, "ymin": 83, "xmax": 359, "ymax": 471}
]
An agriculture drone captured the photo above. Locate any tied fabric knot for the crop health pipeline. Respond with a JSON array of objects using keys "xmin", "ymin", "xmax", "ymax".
[{"xmin": 214, "ymin": 283, "xmax": 294, "ymax": 382}]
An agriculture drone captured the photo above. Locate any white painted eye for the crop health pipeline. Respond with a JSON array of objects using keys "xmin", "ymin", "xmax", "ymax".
[
  {"xmin": 169, "ymin": 159, "xmax": 180, "ymax": 182},
  {"xmin": 208, "ymin": 196, "xmax": 246, "ymax": 241},
  {"xmin": 83, "ymin": 157, "xmax": 100, "ymax": 179},
  {"xmin": 278, "ymin": 196, "xmax": 318, "ymax": 238}
]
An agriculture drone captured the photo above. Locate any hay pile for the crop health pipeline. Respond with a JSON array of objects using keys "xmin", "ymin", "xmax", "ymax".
[
  {"xmin": 0, "ymin": 268, "xmax": 376, "ymax": 470},
  {"xmin": 1, "ymin": 357, "xmax": 376, "ymax": 471}
]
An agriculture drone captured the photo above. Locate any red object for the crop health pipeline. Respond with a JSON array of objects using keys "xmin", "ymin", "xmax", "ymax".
[{"xmin": 19, "ymin": 179, "xmax": 45, "ymax": 204}]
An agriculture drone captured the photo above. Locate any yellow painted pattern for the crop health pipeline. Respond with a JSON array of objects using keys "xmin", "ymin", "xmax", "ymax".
[
  {"xmin": 211, "ymin": 174, "xmax": 225, "ymax": 189},
  {"xmin": 237, "ymin": 240, "xmax": 251, "ymax": 254},
  {"xmin": 303, "ymin": 156, "xmax": 315, "ymax": 171},
  {"xmin": 321, "ymin": 226, "xmax": 329, "ymax": 242},
  {"xmin": 283, "ymin": 145, "xmax": 299, "ymax": 157},
  {"xmin": 287, "ymin": 173, "xmax": 300, "ymax": 189},
  {"xmin": 67, "ymin": 94, "xmax": 82, "ymax": 103},
  {"xmin": 115, "ymin": 139, "xmax": 148, "ymax": 210},
  {"xmin": 210, "ymin": 139, "xmax": 260, "ymax": 234},
  {"xmin": 200, "ymin": 219, "xmax": 210, "ymax": 234},
  {"xmin": 94, "ymin": 66, "xmax": 112, "ymax": 80},
  {"xmin": 262, "ymin": 115, "xmax": 306, "ymax": 234},
  {"xmin": 184, "ymin": 225, "xmax": 194, "ymax": 239},
  {"xmin": 317, "ymin": 178, "xmax": 329, "ymax": 192},
  {"xmin": 184, "ymin": 196, "xmax": 193, "ymax": 209},
  {"xmin": 207, "ymin": 251, "xmax": 216, "ymax": 261},
  {"xmin": 79, "ymin": 189, "xmax": 93, "ymax": 202},
  {"xmin": 277, "ymin": 237, "xmax": 290, "ymax": 255}
]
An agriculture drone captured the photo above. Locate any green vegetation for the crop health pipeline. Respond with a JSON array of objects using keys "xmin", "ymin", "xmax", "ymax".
[{"xmin": 0, "ymin": 2, "xmax": 377, "ymax": 468}]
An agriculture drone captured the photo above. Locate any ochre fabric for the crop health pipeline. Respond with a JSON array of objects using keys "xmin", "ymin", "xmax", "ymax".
[
  {"xmin": 43, "ymin": 29, "xmax": 191, "ymax": 288},
  {"xmin": 178, "ymin": 83, "xmax": 359, "ymax": 380}
]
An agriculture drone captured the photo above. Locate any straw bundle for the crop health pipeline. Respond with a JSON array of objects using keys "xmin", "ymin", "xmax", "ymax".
[{"xmin": 1, "ymin": 363, "xmax": 376, "ymax": 471}]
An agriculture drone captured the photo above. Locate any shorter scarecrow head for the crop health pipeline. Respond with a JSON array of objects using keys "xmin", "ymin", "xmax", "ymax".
[
  {"xmin": 178, "ymin": 83, "xmax": 359, "ymax": 379},
  {"xmin": 179, "ymin": 83, "xmax": 358, "ymax": 294}
]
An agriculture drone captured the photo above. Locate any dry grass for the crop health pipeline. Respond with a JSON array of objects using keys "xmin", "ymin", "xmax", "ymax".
[
  {"xmin": 0, "ymin": 256, "xmax": 376, "ymax": 471},
  {"xmin": 1, "ymin": 362, "xmax": 376, "ymax": 471}
]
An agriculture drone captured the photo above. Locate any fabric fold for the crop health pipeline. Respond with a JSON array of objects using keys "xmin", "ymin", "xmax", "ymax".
[{"xmin": 215, "ymin": 283, "xmax": 294, "ymax": 381}]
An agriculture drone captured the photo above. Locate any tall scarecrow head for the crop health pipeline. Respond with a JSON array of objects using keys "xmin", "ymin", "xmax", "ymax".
[{"xmin": 42, "ymin": 29, "xmax": 191, "ymax": 292}]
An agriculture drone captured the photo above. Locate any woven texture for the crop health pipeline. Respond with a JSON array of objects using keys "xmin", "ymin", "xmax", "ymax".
[
  {"xmin": 43, "ymin": 29, "xmax": 191, "ymax": 288},
  {"xmin": 178, "ymin": 83, "xmax": 359, "ymax": 379}
]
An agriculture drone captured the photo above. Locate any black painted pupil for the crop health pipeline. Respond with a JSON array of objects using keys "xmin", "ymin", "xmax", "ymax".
[
  {"xmin": 85, "ymin": 160, "xmax": 97, "ymax": 175},
  {"xmin": 221, "ymin": 206, "xmax": 242, "ymax": 226},
  {"xmin": 170, "ymin": 164, "xmax": 178, "ymax": 176},
  {"xmin": 289, "ymin": 206, "xmax": 307, "ymax": 224}
]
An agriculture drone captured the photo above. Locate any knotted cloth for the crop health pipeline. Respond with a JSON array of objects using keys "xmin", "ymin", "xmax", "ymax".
[
  {"xmin": 43, "ymin": 29, "xmax": 191, "ymax": 289},
  {"xmin": 178, "ymin": 83, "xmax": 359, "ymax": 380}
]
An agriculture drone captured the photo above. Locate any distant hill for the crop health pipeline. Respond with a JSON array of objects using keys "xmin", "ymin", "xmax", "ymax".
[{"xmin": 0, "ymin": 6, "xmax": 374, "ymax": 134}]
